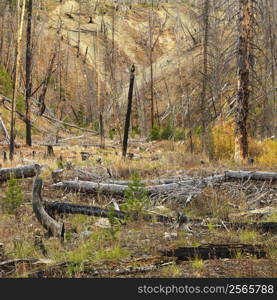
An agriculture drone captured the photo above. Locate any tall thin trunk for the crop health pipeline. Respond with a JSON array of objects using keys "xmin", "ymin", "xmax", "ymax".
[
  {"xmin": 97, "ymin": 26, "xmax": 104, "ymax": 148},
  {"xmin": 77, "ymin": 0, "xmax": 81, "ymax": 58},
  {"xmin": 234, "ymin": 0, "xmax": 252, "ymax": 163},
  {"xmin": 268, "ymin": 0, "xmax": 276, "ymax": 136},
  {"xmin": 25, "ymin": 0, "xmax": 33, "ymax": 146},
  {"xmin": 122, "ymin": 64, "xmax": 135, "ymax": 157},
  {"xmin": 149, "ymin": 9, "xmax": 154, "ymax": 129},
  {"xmin": 200, "ymin": 0, "xmax": 213, "ymax": 158},
  {"xmin": 10, "ymin": 0, "xmax": 26, "ymax": 160}
]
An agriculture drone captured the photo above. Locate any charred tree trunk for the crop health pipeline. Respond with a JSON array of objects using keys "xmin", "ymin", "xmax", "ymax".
[
  {"xmin": 161, "ymin": 244, "xmax": 266, "ymax": 260},
  {"xmin": 234, "ymin": 0, "xmax": 252, "ymax": 163},
  {"xmin": 25, "ymin": 0, "xmax": 33, "ymax": 146},
  {"xmin": 32, "ymin": 177, "xmax": 64, "ymax": 240},
  {"xmin": 122, "ymin": 64, "xmax": 135, "ymax": 157},
  {"xmin": 44, "ymin": 201, "xmax": 186, "ymax": 224}
]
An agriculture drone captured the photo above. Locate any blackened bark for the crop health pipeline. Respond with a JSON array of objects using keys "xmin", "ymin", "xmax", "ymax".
[
  {"xmin": 25, "ymin": 0, "xmax": 33, "ymax": 146},
  {"xmin": 235, "ymin": 0, "xmax": 252, "ymax": 163},
  {"xmin": 122, "ymin": 64, "xmax": 135, "ymax": 157}
]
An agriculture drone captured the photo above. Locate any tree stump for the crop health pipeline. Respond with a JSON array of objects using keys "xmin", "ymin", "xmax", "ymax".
[
  {"xmin": 47, "ymin": 145, "xmax": 54, "ymax": 156},
  {"xmin": 3, "ymin": 151, "xmax": 7, "ymax": 162},
  {"xmin": 80, "ymin": 152, "xmax": 90, "ymax": 161}
]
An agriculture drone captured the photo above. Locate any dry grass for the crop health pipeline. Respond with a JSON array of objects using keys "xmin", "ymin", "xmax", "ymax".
[{"xmin": 0, "ymin": 134, "xmax": 276, "ymax": 278}]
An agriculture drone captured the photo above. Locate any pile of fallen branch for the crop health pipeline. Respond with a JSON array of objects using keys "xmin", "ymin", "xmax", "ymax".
[{"xmin": 52, "ymin": 170, "xmax": 277, "ymax": 203}]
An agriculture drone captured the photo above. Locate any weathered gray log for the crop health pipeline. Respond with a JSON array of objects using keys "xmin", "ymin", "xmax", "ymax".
[
  {"xmin": 53, "ymin": 175, "xmax": 225, "ymax": 197},
  {"xmin": 106, "ymin": 178, "xmax": 184, "ymax": 185},
  {"xmin": 44, "ymin": 201, "xmax": 188, "ymax": 224},
  {"xmin": 54, "ymin": 180, "xmax": 128, "ymax": 196},
  {"xmin": 225, "ymin": 170, "xmax": 277, "ymax": 181},
  {"xmin": 161, "ymin": 244, "xmax": 266, "ymax": 260},
  {"xmin": 76, "ymin": 170, "xmax": 181, "ymax": 184},
  {"xmin": 32, "ymin": 177, "xmax": 64, "ymax": 239},
  {"xmin": 0, "ymin": 164, "xmax": 40, "ymax": 182}
]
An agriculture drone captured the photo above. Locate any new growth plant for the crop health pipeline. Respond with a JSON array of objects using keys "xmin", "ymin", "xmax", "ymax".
[
  {"xmin": 121, "ymin": 174, "xmax": 150, "ymax": 218},
  {"xmin": 2, "ymin": 175, "xmax": 24, "ymax": 215}
]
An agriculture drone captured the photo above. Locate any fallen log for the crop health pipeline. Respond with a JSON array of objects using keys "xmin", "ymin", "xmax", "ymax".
[
  {"xmin": 28, "ymin": 259, "xmax": 173, "ymax": 278},
  {"xmin": 0, "ymin": 164, "xmax": 40, "ymax": 182},
  {"xmin": 45, "ymin": 201, "xmax": 126, "ymax": 219},
  {"xmin": 105, "ymin": 178, "xmax": 184, "ymax": 185},
  {"xmin": 0, "ymin": 258, "xmax": 53, "ymax": 277},
  {"xmin": 32, "ymin": 177, "xmax": 64, "ymax": 240},
  {"xmin": 44, "ymin": 201, "xmax": 188, "ymax": 224},
  {"xmin": 53, "ymin": 180, "xmax": 127, "ymax": 196},
  {"xmin": 225, "ymin": 170, "xmax": 277, "ymax": 181},
  {"xmin": 161, "ymin": 244, "xmax": 266, "ymax": 260},
  {"xmin": 53, "ymin": 175, "xmax": 225, "ymax": 198},
  {"xmin": 79, "ymin": 261, "xmax": 174, "ymax": 277}
]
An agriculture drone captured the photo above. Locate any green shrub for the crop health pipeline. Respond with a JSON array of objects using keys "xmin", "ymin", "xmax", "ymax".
[
  {"xmin": 16, "ymin": 94, "xmax": 26, "ymax": 114},
  {"xmin": 175, "ymin": 127, "xmax": 187, "ymax": 141},
  {"xmin": 160, "ymin": 119, "xmax": 174, "ymax": 140},
  {"xmin": 149, "ymin": 123, "xmax": 161, "ymax": 140},
  {"xmin": 149, "ymin": 120, "xmax": 183, "ymax": 141},
  {"xmin": 2, "ymin": 176, "xmax": 24, "ymax": 214},
  {"xmin": 121, "ymin": 174, "xmax": 150, "ymax": 217},
  {"xmin": 108, "ymin": 128, "xmax": 115, "ymax": 140}
]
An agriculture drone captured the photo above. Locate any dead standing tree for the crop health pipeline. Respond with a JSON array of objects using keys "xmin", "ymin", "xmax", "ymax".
[
  {"xmin": 144, "ymin": 7, "xmax": 167, "ymax": 129},
  {"xmin": 9, "ymin": 0, "xmax": 26, "ymax": 160},
  {"xmin": 234, "ymin": 0, "xmax": 253, "ymax": 163},
  {"xmin": 122, "ymin": 64, "xmax": 135, "ymax": 157},
  {"xmin": 200, "ymin": 0, "xmax": 214, "ymax": 159},
  {"xmin": 25, "ymin": 0, "xmax": 33, "ymax": 146}
]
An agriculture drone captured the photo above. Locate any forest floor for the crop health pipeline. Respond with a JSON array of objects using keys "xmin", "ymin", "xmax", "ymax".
[{"xmin": 0, "ymin": 137, "xmax": 276, "ymax": 278}]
